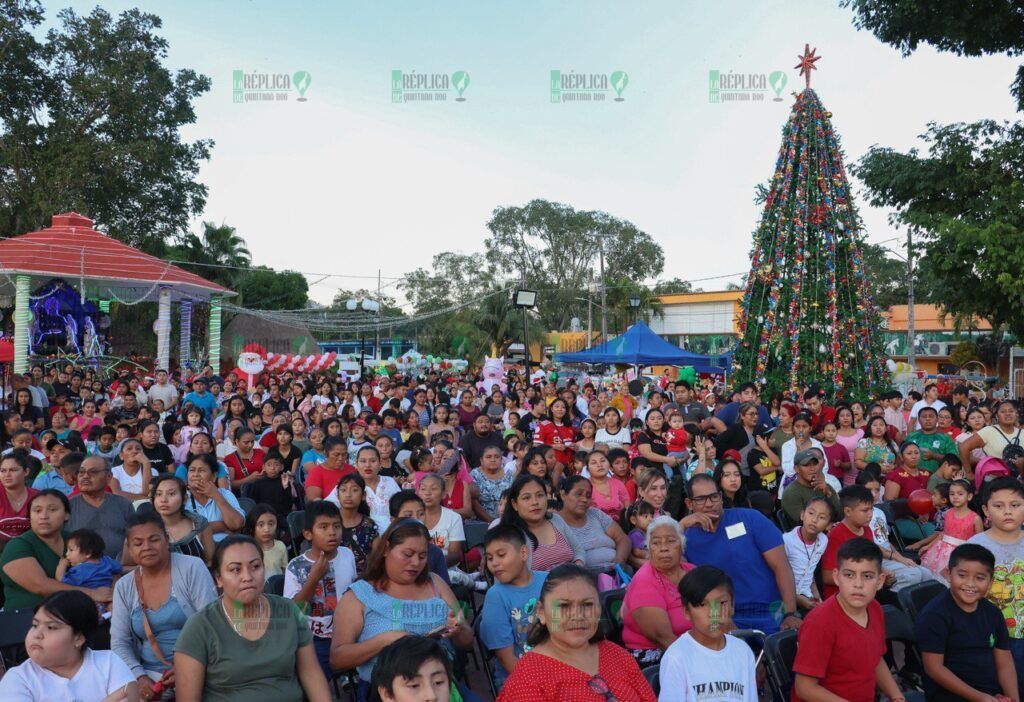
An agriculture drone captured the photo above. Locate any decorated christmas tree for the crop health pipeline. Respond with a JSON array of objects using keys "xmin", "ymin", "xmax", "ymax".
[{"xmin": 733, "ymin": 46, "xmax": 889, "ymax": 400}]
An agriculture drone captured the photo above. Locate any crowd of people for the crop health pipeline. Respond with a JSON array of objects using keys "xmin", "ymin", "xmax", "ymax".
[{"xmin": 0, "ymin": 360, "xmax": 1021, "ymax": 701}]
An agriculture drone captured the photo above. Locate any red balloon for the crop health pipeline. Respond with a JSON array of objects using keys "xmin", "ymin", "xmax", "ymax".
[{"xmin": 907, "ymin": 489, "xmax": 933, "ymax": 516}]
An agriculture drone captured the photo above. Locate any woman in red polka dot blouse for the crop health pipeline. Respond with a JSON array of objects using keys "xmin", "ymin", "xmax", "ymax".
[{"xmin": 497, "ymin": 563, "xmax": 657, "ymax": 702}]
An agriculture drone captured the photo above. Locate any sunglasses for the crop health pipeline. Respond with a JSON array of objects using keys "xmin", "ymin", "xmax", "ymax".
[{"xmin": 588, "ymin": 675, "xmax": 620, "ymax": 702}]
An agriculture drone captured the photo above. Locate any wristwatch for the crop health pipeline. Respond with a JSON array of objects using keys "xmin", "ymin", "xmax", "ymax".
[{"xmin": 783, "ymin": 611, "xmax": 802, "ymax": 620}]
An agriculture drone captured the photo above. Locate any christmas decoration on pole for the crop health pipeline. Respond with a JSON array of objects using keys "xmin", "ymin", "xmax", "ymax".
[
  {"xmin": 179, "ymin": 299, "xmax": 192, "ymax": 367},
  {"xmin": 734, "ymin": 45, "xmax": 889, "ymax": 400},
  {"xmin": 208, "ymin": 295, "xmax": 222, "ymax": 374},
  {"xmin": 13, "ymin": 274, "xmax": 30, "ymax": 374}
]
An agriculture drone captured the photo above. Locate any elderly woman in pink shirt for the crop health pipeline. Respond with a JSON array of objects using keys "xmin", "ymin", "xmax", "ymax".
[{"xmin": 620, "ymin": 515, "xmax": 695, "ymax": 667}]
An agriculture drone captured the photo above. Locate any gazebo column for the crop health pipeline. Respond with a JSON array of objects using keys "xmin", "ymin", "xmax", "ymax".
[
  {"xmin": 13, "ymin": 274, "xmax": 30, "ymax": 374},
  {"xmin": 179, "ymin": 299, "xmax": 192, "ymax": 368},
  {"xmin": 208, "ymin": 295, "xmax": 222, "ymax": 374},
  {"xmin": 155, "ymin": 286, "xmax": 172, "ymax": 371}
]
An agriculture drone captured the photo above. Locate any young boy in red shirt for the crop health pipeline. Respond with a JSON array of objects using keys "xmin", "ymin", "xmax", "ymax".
[
  {"xmin": 821, "ymin": 485, "xmax": 897, "ymax": 598},
  {"xmin": 793, "ymin": 538, "xmax": 906, "ymax": 702}
]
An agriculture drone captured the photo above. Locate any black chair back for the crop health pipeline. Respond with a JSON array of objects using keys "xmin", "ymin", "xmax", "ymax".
[
  {"xmin": 473, "ymin": 614, "xmax": 499, "ymax": 699},
  {"xmin": 775, "ymin": 508, "xmax": 795, "ymax": 532},
  {"xmin": 600, "ymin": 588, "xmax": 626, "ymax": 645},
  {"xmin": 882, "ymin": 604, "xmax": 919, "ymax": 647},
  {"xmin": 286, "ymin": 510, "xmax": 306, "ymax": 556},
  {"xmin": 0, "ymin": 609, "xmax": 33, "ymax": 670},
  {"xmin": 236, "ymin": 496, "xmax": 256, "ymax": 516},
  {"xmin": 882, "ymin": 603, "xmax": 925, "ymax": 684},
  {"xmin": 897, "ymin": 580, "xmax": 946, "ymax": 619},
  {"xmin": 463, "ymin": 520, "xmax": 490, "ymax": 552},
  {"xmin": 264, "ymin": 574, "xmax": 285, "ymax": 596},
  {"xmin": 642, "ymin": 663, "xmax": 660, "ymax": 695},
  {"xmin": 763, "ymin": 628, "xmax": 798, "ymax": 701}
]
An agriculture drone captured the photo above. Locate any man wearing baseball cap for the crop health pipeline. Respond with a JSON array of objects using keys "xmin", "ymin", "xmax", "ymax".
[
  {"xmin": 182, "ymin": 377, "xmax": 217, "ymax": 421},
  {"xmin": 781, "ymin": 449, "xmax": 841, "ymax": 526}
]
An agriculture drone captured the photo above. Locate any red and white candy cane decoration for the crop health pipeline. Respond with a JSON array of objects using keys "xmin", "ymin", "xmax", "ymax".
[{"xmin": 264, "ymin": 352, "xmax": 338, "ymax": 373}]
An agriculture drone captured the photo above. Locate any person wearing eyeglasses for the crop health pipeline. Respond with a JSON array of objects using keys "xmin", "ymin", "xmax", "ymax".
[
  {"xmin": 681, "ymin": 473, "xmax": 802, "ymax": 634},
  {"xmin": 780, "ymin": 449, "xmax": 841, "ymax": 526},
  {"xmin": 68, "ymin": 456, "xmax": 133, "ymax": 559},
  {"xmin": 496, "ymin": 563, "xmax": 657, "ymax": 702}
]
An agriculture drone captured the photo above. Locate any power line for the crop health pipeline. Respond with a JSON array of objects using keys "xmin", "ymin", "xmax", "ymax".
[{"xmin": 221, "ymin": 285, "xmax": 515, "ymax": 334}]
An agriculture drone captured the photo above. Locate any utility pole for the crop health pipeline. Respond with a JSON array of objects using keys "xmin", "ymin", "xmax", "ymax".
[
  {"xmin": 598, "ymin": 233, "xmax": 608, "ymax": 343},
  {"xmin": 521, "ymin": 268, "xmax": 531, "ymax": 373},
  {"xmin": 906, "ymin": 229, "xmax": 916, "ymax": 369},
  {"xmin": 586, "ymin": 282, "xmax": 593, "ymax": 350},
  {"xmin": 376, "ymin": 269, "xmax": 381, "ymax": 363}
]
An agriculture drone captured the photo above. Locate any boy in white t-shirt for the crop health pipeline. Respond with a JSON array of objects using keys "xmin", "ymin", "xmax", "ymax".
[
  {"xmin": 284, "ymin": 500, "xmax": 356, "ymax": 681},
  {"xmin": 659, "ymin": 565, "xmax": 758, "ymax": 702},
  {"xmin": 782, "ymin": 495, "xmax": 832, "ymax": 610}
]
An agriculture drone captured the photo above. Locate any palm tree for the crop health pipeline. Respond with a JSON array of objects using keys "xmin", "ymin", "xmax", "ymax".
[
  {"xmin": 175, "ymin": 221, "xmax": 251, "ymax": 288},
  {"xmin": 606, "ymin": 278, "xmax": 664, "ymax": 332},
  {"xmin": 474, "ymin": 289, "xmax": 518, "ymax": 357}
]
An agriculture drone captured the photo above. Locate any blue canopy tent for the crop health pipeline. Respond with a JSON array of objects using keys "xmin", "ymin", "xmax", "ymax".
[{"xmin": 555, "ymin": 321, "xmax": 730, "ymax": 373}]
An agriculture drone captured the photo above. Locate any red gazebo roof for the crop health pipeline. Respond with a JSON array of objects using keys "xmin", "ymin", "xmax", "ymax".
[{"xmin": 0, "ymin": 213, "xmax": 233, "ymax": 301}]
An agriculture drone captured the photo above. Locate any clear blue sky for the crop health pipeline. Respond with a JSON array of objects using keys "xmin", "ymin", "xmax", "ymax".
[{"xmin": 58, "ymin": 1, "xmax": 1024, "ymax": 306}]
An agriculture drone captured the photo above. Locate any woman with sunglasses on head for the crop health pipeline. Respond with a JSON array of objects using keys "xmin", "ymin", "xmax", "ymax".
[{"xmin": 497, "ymin": 563, "xmax": 656, "ymax": 701}]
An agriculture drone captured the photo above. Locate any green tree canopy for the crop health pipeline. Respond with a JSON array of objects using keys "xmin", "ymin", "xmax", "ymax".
[
  {"xmin": 485, "ymin": 199, "xmax": 664, "ymax": 332},
  {"xmin": 859, "ymin": 242, "xmax": 939, "ymax": 310},
  {"xmin": 0, "ymin": 2, "xmax": 211, "ymax": 249},
  {"xmin": 842, "ymin": 0, "xmax": 1024, "ymax": 110},
  {"xmin": 853, "ymin": 120, "xmax": 1024, "ymax": 337},
  {"xmin": 174, "ymin": 222, "xmax": 251, "ymax": 288},
  {"xmin": 652, "ymin": 278, "xmax": 696, "ymax": 295},
  {"xmin": 235, "ymin": 267, "xmax": 308, "ymax": 310}
]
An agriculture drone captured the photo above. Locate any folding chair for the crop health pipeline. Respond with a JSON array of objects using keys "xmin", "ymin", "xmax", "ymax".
[
  {"xmin": 599, "ymin": 587, "xmax": 626, "ymax": 645},
  {"xmin": 731, "ymin": 629, "xmax": 766, "ymax": 668},
  {"xmin": 236, "ymin": 496, "xmax": 256, "ymax": 516},
  {"xmin": 882, "ymin": 604, "xmax": 925, "ymax": 690},
  {"xmin": 264, "ymin": 574, "xmax": 285, "ymax": 596},
  {"xmin": 897, "ymin": 580, "xmax": 946, "ymax": 619},
  {"xmin": 763, "ymin": 628, "xmax": 798, "ymax": 702},
  {"xmin": 642, "ymin": 663, "xmax": 660, "ymax": 695},
  {"xmin": 286, "ymin": 510, "xmax": 306, "ymax": 557},
  {"xmin": 775, "ymin": 508, "xmax": 795, "ymax": 532},
  {"xmin": 0, "ymin": 609, "xmax": 34, "ymax": 671},
  {"xmin": 876, "ymin": 500, "xmax": 907, "ymax": 550},
  {"xmin": 463, "ymin": 520, "xmax": 490, "ymax": 552},
  {"xmin": 473, "ymin": 613, "xmax": 499, "ymax": 699}
]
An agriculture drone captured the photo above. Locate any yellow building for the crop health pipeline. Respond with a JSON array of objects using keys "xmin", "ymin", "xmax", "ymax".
[
  {"xmin": 650, "ymin": 293, "xmax": 991, "ymax": 376},
  {"xmin": 650, "ymin": 290, "xmax": 743, "ymax": 356}
]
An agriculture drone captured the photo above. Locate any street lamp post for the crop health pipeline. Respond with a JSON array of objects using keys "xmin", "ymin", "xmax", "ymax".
[
  {"xmin": 880, "ymin": 234, "xmax": 915, "ymax": 368},
  {"xmin": 514, "ymin": 289, "xmax": 538, "ymax": 373},
  {"xmin": 629, "ymin": 295, "xmax": 641, "ymax": 329},
  {"xmin": 346, "ymin": 297, "xmax": 381, "ymax": 378}
]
